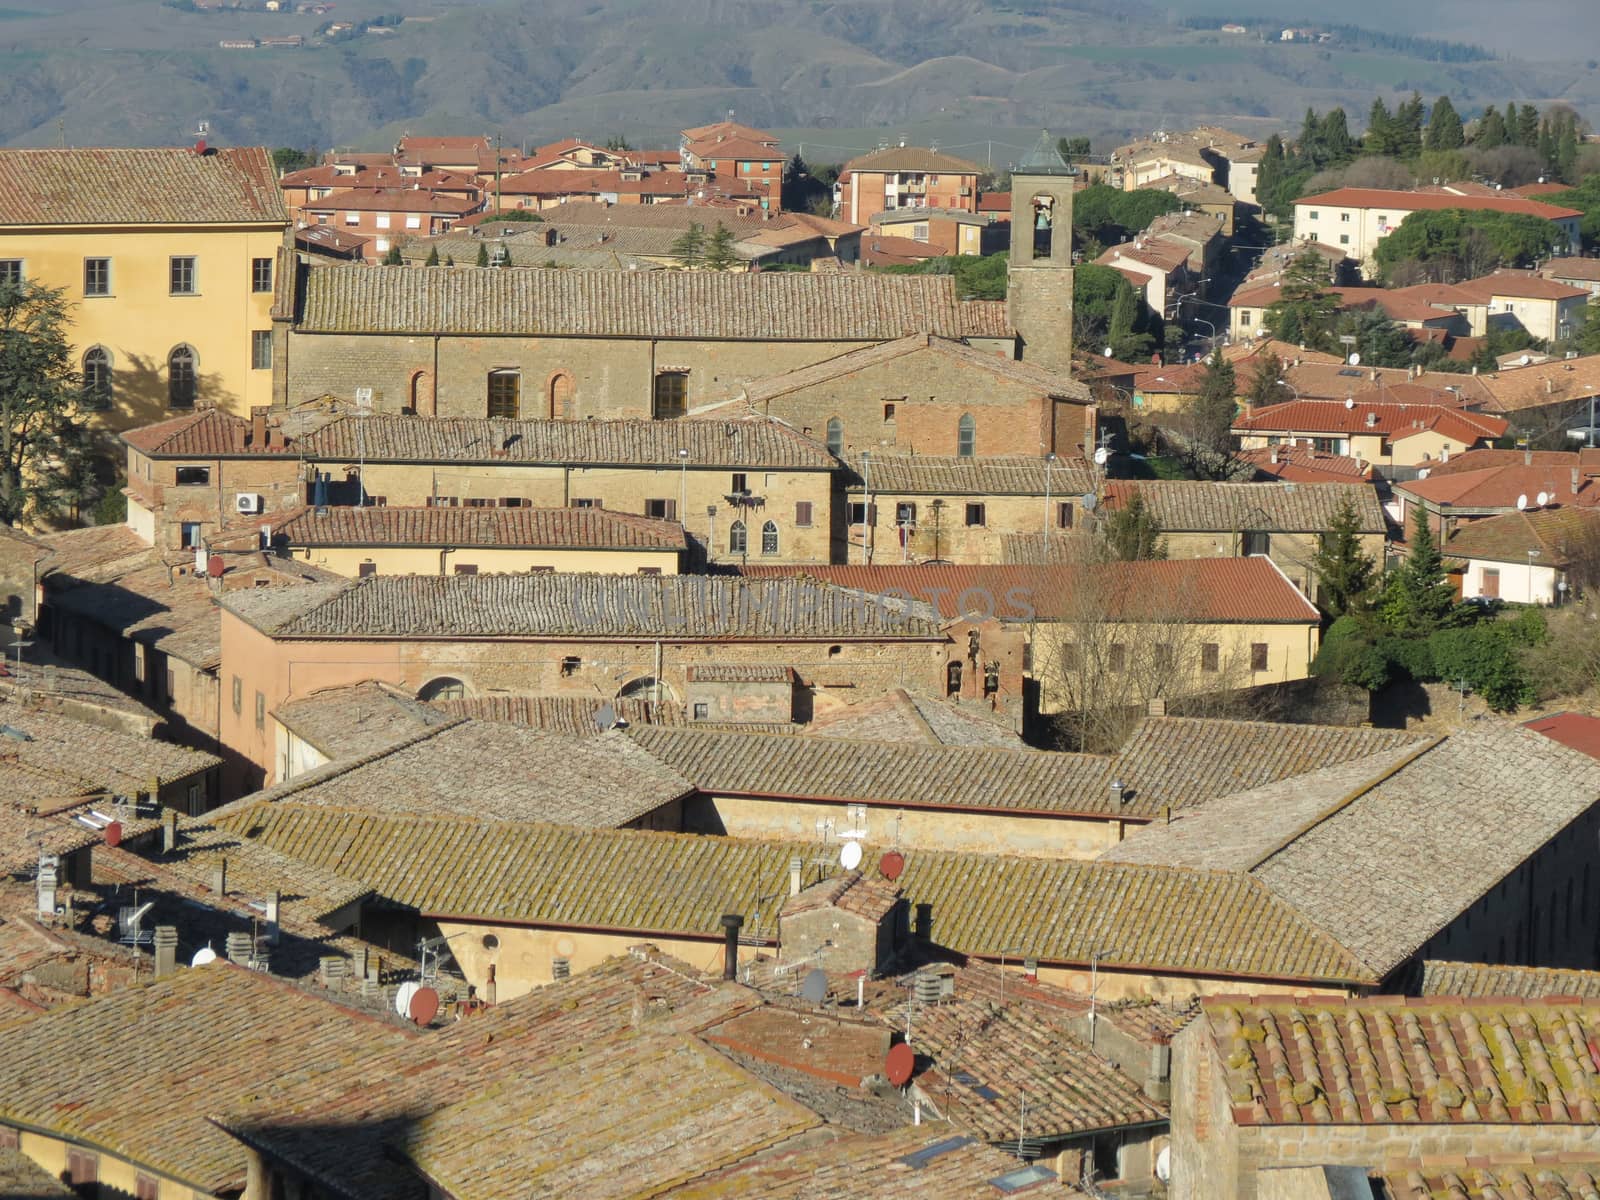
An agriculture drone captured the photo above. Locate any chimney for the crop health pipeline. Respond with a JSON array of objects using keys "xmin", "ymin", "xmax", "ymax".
[
  {"xmin": 1547, "ymin": 377, "xmax": 1555, "ymax": 395},
  {"xmin": 265, "ymin": 890, "xmax": 281, "ymax": 946},
  {"xmin": 719, "ymin": 914, "xmax": 743, "ymax": 980},
  {"xmin": 212, "ymin": 858, "xmax": 227, "ymax": 898},
  {"xmin": 1147, "ymin": 698, "xmax": 1166, "ymax": 717},
  {"xmin": 1269, "ymin": 446, "xmax": 1279, "ymax": 465},
  {"xmin": 1110, "ymin": 778, "xmax": 1126, "ymax": 805},
  {"xmin": 1573, "ymin": 467, "xmax": 1581, "ymax": 495},
  {"xmin": 225, "ymin": 931, "xmax": 253, "ymax": 967},
  {"xmin": 789, "ymin": 856, "xmax": 803, "ymax": 897},
  {"xmin": 153, "ymin": 926, "xmax": 178, "ymax": 978},
  {"xmin": 914, "ymin": 902, "xmax": 933, "ymax": 942},
  {"xmin": 251, "ymin": 409, "xmax": 267, "ymax": 448},
  {"xmin": 1526, "ymin": 448, "xmax": 1534, "ymax": 466},
  {"xmin": 194, "ymin": 138, "xmax": 207, "ymax": 155},
  {"xmin": 1083, "ymin": 403, "xmax": 1099, "ymax": 458},
  {"xmin": 161, "ymin": 808, "xmax": 178, "ymax": 853}
]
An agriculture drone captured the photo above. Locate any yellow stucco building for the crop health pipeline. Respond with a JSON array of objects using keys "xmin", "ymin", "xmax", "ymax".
[{"xmin": 0, "ymin": 145, "xmax": 290, "ymax": 430}]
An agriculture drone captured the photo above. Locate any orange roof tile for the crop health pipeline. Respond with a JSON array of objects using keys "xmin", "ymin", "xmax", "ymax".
[
  {"xmin": 0, "ymin": 146, "xmax": 286, "ymax": 226},
  {"xmin": 1235, "ymin": 399, "xmax": 1506, "ymax": 442},
  {"xmin": 1295, "ymin": 186, "xmax": 1581, "ymax": 220},
  {"xmin": 1524, "ymin": 711, "xmax": 1600, "ymax": 761}
]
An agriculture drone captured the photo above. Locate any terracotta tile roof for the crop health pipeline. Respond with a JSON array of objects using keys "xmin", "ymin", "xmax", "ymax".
[
  {"xmin": 683, "ymin": 135, "xmax": 787, "ymax": 162},
  {"xmin": 841, "ymin": 451, "xmax": 1093, "ymax": 496},
  {"xmin": 780, "ymin": 870, "xmax": 900, "ymax": 921},
  {"xmin": 1097, "ymin": 238, "xmax": 1190, "ymax": 274},
  {"xmin": 1451, "ymin": 271, "xmax": 1590, "ymax": 302},
  {"xmin": 219, "ymin": 807, "xmax": 1376, "ymax": 984},
  {"xmin": 1396, "ymin": 464, "xmax": 1598, "ymax": 512},
  {"xmin": 1130, "ymin": 360, "xmax": 1211, "ymax": 394},
  {"xmin": 291, "ymin": 261, "xmax": 983, "ymax": 340},
  {"xmin": 225, "ymin": 571, "xmax": 947, "ymax": 641},
  {"xmin": 1294, "ymin": 187, "xmax": 1582, "ymax": 221},
  {"xmin": 879, "ymin": 985, "xmax": 1166, "ymax": 1141},
  {"xmin": 274, "ymin": 504, "xmax": 685, "ymax": 551},
  {"xmin": 1524, "ymin": 711, "xmax": 1600, "ymax": 761},
  {"xmin": 1103, "ymin": 480, "xmax": 1385, "ymax": 533},
  {"xmin": 1443, "ymin": 506, "xmax": 1600, "ymax": 565},
  {"xmin": 1239, "ymin": 445, "xmax": 1372, "ymax": 483},
  {"xmin": 1468, "ymin": 355, "xmax": 1600, "ymax": 414},
  {"xmin": 805, "ymin": 688, "xmax": 1022, "ymax": 748},
  {"xmin": 272, "ymin": 681, "xmax": 455, "ymax": 760},
  {"xmin": 216, "ymin": 948, "xmax": 776, "ymax": 1199},
  {"xmin": 301, "ymin": 186, "xmax": 481, "ymax": 216},
  {"xmin": 1199, "ymin": 994, "xmax": 1600, "ymax": 1126},
  {"xmin": 627, "ymin": 726, "xmax": 1126, "ymax": 817},
  {"xmin": 740, "ymin": 559, "xmax": 1322, "ymax": 624},
  {"xmin": 242, "ymin": 721, "xmax": 693, "ymax": 827},
  {"xmin": 0, "ymin": 146, "xmax": 287, "ymax": 226},
  {"xmin": 1103, "ymin": 716, "xmax": 1425, "ymax": 815},
  {"xmin": 36, "ymin": 523, "xmax": 151, "ymax": 580},
  {"xmin": 842, "ymin": 146, "xmax": 983, "ymax": 176},
  {"xmin": 1375, "ymin": 1159, "xmax": 1600, "ymax": 1199},
  {"xmin": 496, "ymin": 168, "xmax": 694, "ymax": 199},
  {"xmin": 860, "ymin": 233, "xmax": 946, "ymax": 266},
  {"xmin": 278, "ymin": 163, "xmax": 480, "ymax": 192},
  {"xmin": 120, "ymin": 407, "xmax": 295, "ymax": 457},
  {"xmin": 1234, "ymin": 399, "xmax": 1507, "ymax": 442},
  {"xmin": 0, "ymin": 965, "xmax": 413, "ymax": 1194},
  {"xmin": 661, "ymin": 1126, "xmax": 1069, "ymax": 1198},
  {"xmin": 1544, "ymin": 256, "xmax": 1600, "ymax": 283},
  {"xmin": 299, "ymin": 412, "xmax": 837, "ymax": 469},
  {"xmin": 1422, "ymin": 960, "xmax": 1600, "ymax": 1001},
  {"xmin": 683, "ymin": 120, "xmax": 781, "ymax": 144},
  {"xmin": 430, "ymin": 694, "xmax": 688, "ymax": 734}
]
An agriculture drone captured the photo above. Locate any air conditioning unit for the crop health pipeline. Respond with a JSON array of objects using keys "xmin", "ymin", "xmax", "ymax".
[{"xmin": 235, "ymin": 493, "xmax": 264, "ymax": 514}]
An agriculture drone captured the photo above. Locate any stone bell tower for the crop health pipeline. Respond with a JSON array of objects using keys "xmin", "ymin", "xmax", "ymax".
[{"xmin": 1006, "ymin": 131, "xmax": 1077, "ymax": 373}]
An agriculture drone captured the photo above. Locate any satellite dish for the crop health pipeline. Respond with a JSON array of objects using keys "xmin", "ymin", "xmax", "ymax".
[
  {"xmin": 1103, "ymin": 346, "xmax": 1113, "ymax": 357},
  {"xmin": 1344, "ymin": 397, "xmax": 1355, "ymax": 410},
  {"xmin": 1519, "ymin": 353, "xmax": 1532, "ymax": 366},
  {"xmin": 191, "ymin": 946, "xmax": 218, "ymax": 967},
  {"xmin": 394, "ymin": 980, "xmax": 421, "ymax": 1019},
  {"xmin": 408, "ymin": 985, "xmax": 440, "ymax": 1025},
  {"xmin": 1082, "ymin": 492, "xmax": 1098, "ymax": 512},
  {"xmin": 1516, "ymin": 494, "xmax": 1528, "ymax": 511},
  {"xmin": 1348, "ymin": 352, "xmax": 1361, "ymax": 366},
  {"xmin": 1156, "ymin": 1146, "xmax": 1172, "ymax": 1184},
  {"xmin": 594, "ymin": 702, "xmax": 616, "ymax": 731},
  {"xmin": 878, "ymin": 850, "xmax": 905, "ymax": 881},
  {"xmin": 800, "ymin": 969, "xmax": 828, "ymax": 1004},
  {"xmin": 1093, "ymin": 446, "xmax": 1110, "ymax": 466},
  {"xmin": 1537, "ymin": 491, "xmax": 1550, "ymax": 507},
  {"xmin": 886, "ymin": 1042, "xmax": 916, "ymax": 1087},
  {"xmin": 839, "ymin": 841, "xmax": 863, "ymax": 871}
]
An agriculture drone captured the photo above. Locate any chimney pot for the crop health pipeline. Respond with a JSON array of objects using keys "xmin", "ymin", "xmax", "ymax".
[
  {"xmin": 161, "ymin": 809, "xmax": 178, "ymax": 853},
  {"xmin": 153, "ymin": 926, "xmax": 178, "ymax": 978},
  {"xmin": 789, "ymin": 856, "xmax": 803, "ymax": 897},
  {"xmin": 719, "ymin": 913, "xmax": 743, "ymax": 980},
  {"xmin": 212, "ymin": 858, "xmax": 227, "ymax": 897}
]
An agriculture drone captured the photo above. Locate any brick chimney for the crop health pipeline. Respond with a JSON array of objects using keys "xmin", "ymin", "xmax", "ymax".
[{"xmin": 250, "ymin": 408, "xmax": 268, "ymax": 449}]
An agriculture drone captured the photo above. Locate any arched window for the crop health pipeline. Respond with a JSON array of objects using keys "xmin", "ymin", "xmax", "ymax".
[
  {"xmin": 82, "ymin": 347, "xmax": 112, "ymax": 409},
  {"xmin": 957, "ymin": 413, "xmax": 976, "ymax": 458},
  {"xmin": 168, "ymin": 345, "xmax": 197, "ymax": 409},
  {"xmin": 729, "ymin": 519, "xmax": 747, "ymax": 555},
  {"xmin": 549, "ymin": 372, "xmax": 574, "ymax": 420},
  {"xmin": 618, "ymin": 675, "xmax": 676, "ymax": 703},
  {"xmin": 416, "ymin": 676, "xmax": 466, "ymax": 702},
  {"xmin": 761, "ymin": 520, "xmax": 779, "ymax": 556},
  {"xmin": 826, "ymin": 417, "xmax": 843, "ymax": 456}
]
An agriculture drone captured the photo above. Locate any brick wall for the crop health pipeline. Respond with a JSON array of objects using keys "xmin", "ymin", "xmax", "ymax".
[
  {"xmin": 1006, "ymin": 265, "xmax": 1076, "ymax": 374},
  {"xmin": 779, "ymin": 906, "xmax": 893, "ymax": 976}
]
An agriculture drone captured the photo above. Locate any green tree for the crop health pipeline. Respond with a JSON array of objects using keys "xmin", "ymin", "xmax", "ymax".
[
  {"xmin": 1312, "ymin": 498, "xmax": 1378, "ymax": 616},
  {"xmin": 603, "ymin": 134, "xmax": 633, "ymax": 152},
  {"xmin": 496, "ymin": 210, "xmax": 545, "ymax": 223},
  {"xmin": 703, "ymin": 222, "xmax": 738, "ymax": 271},
  {"xmin": 424, "ymin": 245, "xmax": 440, "ymax": 266},
  {"xmin": 670, "ymin": 222, "xmax": 707, "ymax": 267},
  {"xmin": 1374, "ymin": 207, "xmax": 1568, "ymax": 280},
  {"xmin": 382, "ymin": 243, "xmax": 403, "ymax": 265},
  {"xmin": 0, "ymin": 280, "xmax": 94, "ymax": 524},
  {"xmin": 1056, "ymin": 136, "xmax": 1092, "ymax": 162},
  {"xmin": 1394, "ymin": 92, "xmax": 1426, "ymax": 159},
  {"xmin": 1265, "ymin": 249, "xmax": 1339, "ymax": 348},
  {"xmin": 1430, "ymin": 624, "xmax": 1535, "ymax": 710},
  {"xmin": 1320, "ymin": 108, "xmax": 1355, "ymax": 165},
  {"xmin": 1474, "ymin": 105, "xmax": 1507, "ymax": 148},
  {"xmin": 1380, "ymin": 508, "xmax": 1463, "ymax": 636},
  {"xmin": 1426, "ymin": 95, "xmax": 1464, "ymax": 151},
  {"xmin": 1576, "ymin": 297, "xmax": 1600, "ymax": 355},
  {"xmin": 1366, "ymin": 98, "xmax": 1401, "ymax": 157},
  {"xmin": 1180, "ymin": 350, "xmax": 1239, "ymax": 479},
  {"xmin": 1517, "ymin": 102, "xmax": 1541, "ymax": 148},
  {"xmin": 270, "ymin": 147, "xmax": 315, "ymax": 174},
  {"xmin": 1243, "ymin": 351, "xmax": 1291, "ymax": 409},
  {"xmin": 1312, "ymin": 614, "xmax": 1393, "ymax": 691},
  {"xmin": 444, "ymin": 254, "xmax": 455, "ymax": 266},
  {"xmin": 1101, "ymin": 491, "xmax": 1166, "ymax": 560},
  {"xmin": 474, "ymin": 241, "xmax": 489, "ymax": 268},
  {"xmin": 1334, "ymin": 306, "xmax": 1414, "ymax": 368}
]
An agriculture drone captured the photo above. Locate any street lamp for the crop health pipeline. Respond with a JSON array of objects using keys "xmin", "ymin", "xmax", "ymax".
[
  {"xmin": 1528, "ymin": 547, "xmax": 1541, "ymax": 604},
  {"xmin": 1275, "ymin": 378, "xmax": 1299, "ymax": 401},
  {"xmin": 676, "ymin": 447, "xmax": 689, "ymax": 526}
]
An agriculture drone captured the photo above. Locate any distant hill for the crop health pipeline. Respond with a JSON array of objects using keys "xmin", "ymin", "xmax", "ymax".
[{"xmin": 6, "ymin": 0, "xmax": 1598, "ymax": 153}]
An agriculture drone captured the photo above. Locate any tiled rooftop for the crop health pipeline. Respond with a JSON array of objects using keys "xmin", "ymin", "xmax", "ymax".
[
  {"xmin": 1375, "ymin": 1159, "xmax": 1600, "ymax": 1199},
  {"xmin": 805, "ymin": 688, "xmax": 1022, "ymax": 748},
  {"xmin": 1443, "ymin": 506, "xmax": 1600, "ymax": 566},
  {"xmin": 298, "ymin": 412, "xmax": 837, "ymax": 469},
  {"xmin": 842, "ymin": 146, "xmax": 983, "ymax": 175},
  {"xmin": 0, "ymin": 146, "xmax": 287, "ymax": 226},
  {"xmin": 430, "ymin": 693, "xmax": 688, "ymax": 734},
  {"xmin": 0, "ymin": 1146, "xmax": 73, "ymax": 1196},
  {"xmin": 1524, "ymin": 711, "xmax": 1600, "ymax": 761},
  {"xmin": 1201, "ymin": 995, "xmax": 1600, "ymax": 1127},
  {"xmin": 1421, "ymin": 961, "xmax": 1600, "ymax": 1001},
  {"xmin": 223, "ymin": 572, "xmax": 947, "ymax": 641},
  {"xmin": 290, "ymin": 262, "xmax": 989, "ymax": 340},
  {"xmin": 0, "ymin": 965, "xmax": 413, "ymax": 1195},
  {"xmin": 121, "ymin": 408, "xmax": 295, "ymax": 457},
  {"xmin": 1294, "ymin": 187, "xmax": 1582, "ymax": 220},
  {"xmin": 1397, "ymin": 463, "xmax": 1597, "ymax": 512},
  {"xmin": 844, "ymin": 450, "xmax": 1096, "ymax": 496},
  {"xmin": 273, "ymin": 681, "xmax": 454, "ymax": 761},
  {"xmin": 1234, "ymin": 399, "xmax": 1507, "ymax": 442},
  {"xmin": 274, "ymin": 504, "xmax": 686, "ymax": 550},
  {"xmin": 1102, "ymin": 480, "xmax": 1385, "ymax": 533}
]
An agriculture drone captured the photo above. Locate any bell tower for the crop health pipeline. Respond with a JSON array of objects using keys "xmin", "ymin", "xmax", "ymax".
[{"xmin": 1006, "ymin": 131, "xmax": 1077, "ymax": 373}]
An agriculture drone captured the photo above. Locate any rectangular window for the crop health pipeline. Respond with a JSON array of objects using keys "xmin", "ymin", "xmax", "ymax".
[
  {"xmin": 67, "ymin": 1150, "xmax": 97, "ymax": 1190},
  {"xmin": 179, "ymin": 521, "xmax": 202, "ymax": 548},
  {"xmin": 358, "ymin": 561, "xmax": 377, "ymax": 577},
  {"xmin": 487, "ymin": 370, "xmax": 520, "ymax": 419},
  {"xmin": 175, "ymin": 465, "xmax": 210, "ymax": 486},
  {"xmin": 1251, "ymin": 643, "xmax": 1269, "ymax": 672},
  {"xmin": 895, "ymin": 501, "xmax": 917, "ymax": 527},
  {"xmin": 847, "ymin": 501, "xmax": 873, "ymax": 525},
  {"xmin": 644, "ymin": 498, "xmax": 677, "ymax": 520},
  {"xmin": 251, "ymin": 330, "xmax": 273, "ymax": 370},
  {"xmin": 251, "ymin": 256, "xmax": 273, "ymax": 293},
  {"xmin": 454, "ymin": 564, "xmax": 479, "ymax": 575},
  {"xmin": 794, "ymin": 501, "xmax": 813, "ymax": 527},
  {"xmin": 560, "ymin": 655, "xmax": 581, "ymax": 676},
  {"xmin": 375, "ymin": 213, "xmax": 391, "ymax": 229},
  {"xmin": 0, "ymin": 259, "xmax": 21, "ymax": 286},
  {"xmin": 693, "ymin": 702, "xmax": 710, "ymax": 719},
  {"xmin": 1340, "ymin": 211, "xmax": 1350, "ymax": 222},
  {"xmin": 231, "ymin": 675, "xmax": 242, "ymax": 715},
  {"xmin": 84, "ymin": 256, "xmax": 111, "ymax": 296},
  {"xmin": 637, "ymin": 566, "xmax": 661, "ymax": 576},
  {"xmin": 654, "ymin": 371, "xmax": 688, "ymax": 419},
  {"xmin": 1309, "ymin": 210, "xmax": 1319, "ymax": 220},
  {"xmin": 1242, "ymin": 530, "xmax": 1270, "ymax": 556},
  {"xmin": 1339, "ymin": 234, "xmax": 1350, "ymax": 245},
  {"xmin": 731, "ymin": 473, "xmax": 748, "ymax": 495},
  {"xmin": 883, "ymin": 402, "xmax": 896, "ymax": 422},
  {"xmin": 406, "ymin": 214, "xmax": 422, "ymax": 229},
  {"xmin": 965, "ymin": 502, "xmax": 985, "ymax": 526},
  {"xmin": 1057, "ymin": 502, "xmax": 1074, "ymax": 529},
  {"xmin": 1201, "ymin": 643, "xmax": 1220, "ymax": 672},
  {"xmin": 136, "ymin": 1174, "xmax": 159, "ymax": 1200},
  {"xmin": 1241, "ymin": 311, "xmax": 1252, "ymax": 326},
  {"xmin": 344, "ymin": 211, "xmax": 360, "ymax": 226},
  {"xmin": 571, "ymin": 498, "xmax": 599, "ymax": 509},
  {"xmin": 169, "ymin": 255, "xmax": 197, "ymax": 295},
  {"xmin": 1108, "ymin": 643, "xmax": 1126, "ymax": 672},
  {"xmin": 255, "ymin": 691, "xmax": 266, "ymax": 730}
]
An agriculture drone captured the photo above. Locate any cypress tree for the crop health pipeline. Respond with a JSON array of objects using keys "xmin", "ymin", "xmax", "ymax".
[
  {"xmin": 475, "ymin": 241, "xmax": 489, "ymax": 267},
  {"xmin": 1312, "ymin": 498, "xmax": 1378, "ymax": 616},
  {"xmin": 1517, "ymin": 102, "xmax": 1541, "ymax": 147},
  {"xmin": 424, "ymin": 245, "xmax": 440, "ymax": 266},
  {"xmin": 1426, "ymin": 95, "xmax": 1464, "ymax": 151},
  {"xmin": 1474, "ymin": 105, "xmax": 1507, "ymax": 148}
]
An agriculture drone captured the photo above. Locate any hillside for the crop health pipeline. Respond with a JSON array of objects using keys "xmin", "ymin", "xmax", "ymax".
[{"xmin": 6, "ymin": 0, "xmax": 1599, "ymax": 154}]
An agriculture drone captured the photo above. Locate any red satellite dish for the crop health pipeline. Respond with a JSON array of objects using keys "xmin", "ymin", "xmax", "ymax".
[
  {"xmin": 886, "ymin": 1042, "xmax": 915, "ymax": 1087},
  {"xmin": 206, "ymin": 555, "xmax": 226, "ymax": 579},
  {"xmin": 408, "ymin": 985, "xmax": 440, "ymax": 1025},
  {"xmin": 879, "ymin": 851, "xmax": 905, "ymax": 882},
  {"xmin": 104, "ymin": 820, "xmax": 122, "ymax": 848}
]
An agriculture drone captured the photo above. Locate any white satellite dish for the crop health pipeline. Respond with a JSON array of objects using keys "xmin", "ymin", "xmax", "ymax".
[
  {"xmin": 1156, "ymin": 1147, "xmax": 1172, "ymax": 1184},
  {"xmin": 839, "ymin": 840, "xmax": 863, "ymax": 871},
  {"xmin": 1093, "ymin": 446, "xmax": 1110, "ymax": 466},
  {"xmin": 1516, "ymin": 494, "xmax": 1529, "ymax": 511},
  {"xmin": 191, "ymin": 946, "xmax": 218, "ymax": 967},
  {"xmin": 1344, "ymin": 397, "xmax": 1355, "ymax": 410},
  {"xmin": 394, "ymin": 980, "xmax": 421, "ymax": 1019},
  {"xmin": 1537, "ymin": 491, "xmax": 1550, "ymax": 507},
  {"xmin": 1082, "ymin": 492, "xmax": 1098, "ymax": 512},
  {"xmin": 1103, "ymin": 346, "xmax": 1114, "ymax": 357},
  {"xmin": 1519, "ymin": 354, "xmax": 1532, "ymax": 366},
  {"xmin": 1348, "ymin": 352, "xmax": 1361, "ymax": 366}
]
